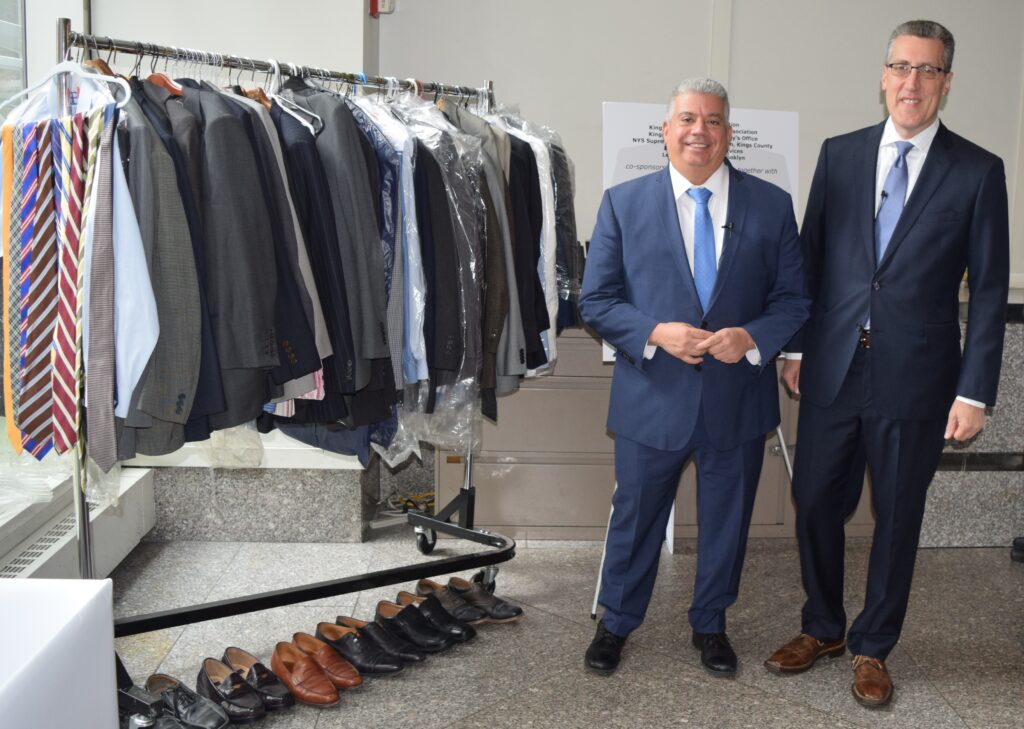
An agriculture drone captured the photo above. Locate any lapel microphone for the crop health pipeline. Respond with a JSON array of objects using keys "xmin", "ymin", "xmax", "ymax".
[{"xmin": 722, "ymin": 223, "xmax": 734, "ymax": 231}]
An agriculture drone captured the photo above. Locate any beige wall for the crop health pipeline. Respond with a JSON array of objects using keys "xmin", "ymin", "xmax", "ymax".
[{"xmin": 379, "ymin": 0, "xmax": 1024, "ymax": 287}]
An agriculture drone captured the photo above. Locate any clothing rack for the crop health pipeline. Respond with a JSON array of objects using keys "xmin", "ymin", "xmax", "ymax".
[{"xmin": 54, "ymin": 18, "xmax": 515, "ymax": 714}]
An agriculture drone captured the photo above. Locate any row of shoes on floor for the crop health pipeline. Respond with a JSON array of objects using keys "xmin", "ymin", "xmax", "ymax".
[{"xmin": 136, "ymin": 576, "xmax": 523, "ymax": 727}]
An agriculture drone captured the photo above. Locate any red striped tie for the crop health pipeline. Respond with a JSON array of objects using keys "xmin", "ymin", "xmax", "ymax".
[{"xmin": 50, "ymin": 113, "xmax": 87, "ymax": 453}]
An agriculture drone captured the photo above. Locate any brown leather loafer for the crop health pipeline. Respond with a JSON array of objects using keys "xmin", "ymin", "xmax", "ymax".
[
  {"xmin": 292, "ymin": 632, "xmax": 363, "ymax": 689},
  {"xmin": 270, "ymin": 642, "xmax": 339, "ymax": 707},
  {"xmin": 764, "ymin": 633, "xmax": 846, "ymax": 674},
  {"xmin": 851, "ymin": 655, "xmax": 893, "ymax": 707}
]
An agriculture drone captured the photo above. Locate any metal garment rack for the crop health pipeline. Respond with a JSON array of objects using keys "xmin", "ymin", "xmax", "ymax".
[{"xmin": 54, "ymin": 18, "xmax": 514, "ymax": 710}]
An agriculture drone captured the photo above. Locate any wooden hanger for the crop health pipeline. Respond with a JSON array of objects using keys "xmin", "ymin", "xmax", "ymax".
[
  {"xmin": 244, "ymin": 86, "xmax": 272, "ymax": 111},
  {"xmin": 147, "ymin": 72, "xmax": 183, "ymax": 97},
  {"xmin": 83, "ymin": 58, "xmax": 116, "ymax": 77}
]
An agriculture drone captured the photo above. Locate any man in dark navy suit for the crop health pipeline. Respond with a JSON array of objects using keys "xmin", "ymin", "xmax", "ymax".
[
  {"xmin": 579, "ymin": 78, "xmax": 809, "ymax": 676},
  {"xmin": 765, "ymin": 20, "xmax": 1009, "ymax": 707}
]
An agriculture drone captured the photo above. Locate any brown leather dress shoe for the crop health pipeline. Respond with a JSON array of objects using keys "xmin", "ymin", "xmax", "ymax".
[
  {"xmin": 764, "ymin": 633, "xmax": 846, "ymax": 674},
  {"xmin": 270, "ymin": 642, "xmax": 339, "ymax": 707},
  {"xmin": 851, "ymin": 655, "xmax": 893, "ymax": 707},
  {"xmin": 292, "ymin": 632, "xmax": 363, "ymax": 689}
]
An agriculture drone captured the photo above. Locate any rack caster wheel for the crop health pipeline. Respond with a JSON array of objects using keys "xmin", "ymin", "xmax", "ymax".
[
  {"xmin": 416, "ymin": 529, "xmax": 436, "ymax": 555},
  {"xmin": 472, "ymin": 569, "xmax": 496, "ymax": 593}
]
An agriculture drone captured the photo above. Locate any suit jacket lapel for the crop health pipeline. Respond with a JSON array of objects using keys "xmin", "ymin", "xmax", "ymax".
[
  {"xmin": 876, "ymin": 123, "xmax": 953, "ymax": 273},
  {"xmin": 861, "ymin": 122, "xmax": 885, "ymax": 267},
  {"xmin": 655, "ymin": 168, "xmax": 701, "ymax": 305},
  {"xmin": 705, "ymin": 162, "xmax": 746, "ymax": 314}
]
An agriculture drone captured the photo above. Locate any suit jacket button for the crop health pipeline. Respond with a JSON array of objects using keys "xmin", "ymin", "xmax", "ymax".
[
  {"xmin": 694, "ymin": 363, "xmax": 703, "ymax": 372},
  {"xmin": 872, "ymin": 281, "xmax": 882, "ymax": 291}
]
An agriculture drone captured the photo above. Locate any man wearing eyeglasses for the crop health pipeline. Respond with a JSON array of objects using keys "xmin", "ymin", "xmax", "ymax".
[{"xmin": 765, "ymin": 20, "xmax": 1009, "ymax": 707}]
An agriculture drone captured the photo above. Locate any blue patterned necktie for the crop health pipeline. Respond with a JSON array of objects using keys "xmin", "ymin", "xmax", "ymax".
[
  {"xmin": 875, "ymin": 141, "xmax": 913, "ymax": 264},
  {"xmin": 687, "ymin": 186, "xmax": 716, "ymax": 311}
]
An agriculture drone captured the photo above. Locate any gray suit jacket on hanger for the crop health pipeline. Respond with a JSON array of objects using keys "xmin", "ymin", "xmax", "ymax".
[
  {"xmin": 116, "ymin": 97, "xmax": 202, "ymax": 457},
  {"xmin": 285, "ymin": 86, "xmax": 389, "ymax": 393},
  {"xmin": 179, "ymin": 84, "xmax": 278, "ymax": 429}
]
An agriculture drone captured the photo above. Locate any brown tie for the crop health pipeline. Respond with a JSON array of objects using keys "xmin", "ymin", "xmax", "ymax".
[{"xmin": 86, "ymin": 105, "xmax": 117, "ymax": 471}]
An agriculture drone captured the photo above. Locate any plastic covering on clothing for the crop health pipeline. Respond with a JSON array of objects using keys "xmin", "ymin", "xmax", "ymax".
[{"xmin": 377, "ymin": 93, "xmax": 486, "ymax": 463}]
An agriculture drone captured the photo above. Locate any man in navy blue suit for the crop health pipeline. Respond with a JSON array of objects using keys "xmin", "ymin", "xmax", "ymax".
[
  {"xmin": 579, "ymin": 79, "xmax": 810, "ymax": 676},
  {"xmin": 765, "ymin": 20, "xmax": 1009, "ymax": 707}
]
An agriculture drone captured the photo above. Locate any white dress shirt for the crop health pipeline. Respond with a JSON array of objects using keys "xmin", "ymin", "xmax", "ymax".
[{"xmin": 644, "ymin": 163, "xmax": 760, "ymax": 364}]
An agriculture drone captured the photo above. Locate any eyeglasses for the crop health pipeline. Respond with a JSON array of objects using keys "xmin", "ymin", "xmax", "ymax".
[{"xmin": 885, "ymin": 63, "xmax": 946, "ymax": 80}]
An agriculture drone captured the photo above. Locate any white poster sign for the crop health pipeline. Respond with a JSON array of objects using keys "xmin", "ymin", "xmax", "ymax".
[{"xmin": 601, "ymin": 101, "xmax": 799, "ymax": 203}]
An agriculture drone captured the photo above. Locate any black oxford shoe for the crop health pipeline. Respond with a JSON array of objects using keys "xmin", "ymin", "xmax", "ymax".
[
  {"xmin": 692, "ymin": 631, "xmax": 737, "ymax": 675},
  {"xmin": 585, "ymin": 621, "xmax": 627, "ymax": 675}
]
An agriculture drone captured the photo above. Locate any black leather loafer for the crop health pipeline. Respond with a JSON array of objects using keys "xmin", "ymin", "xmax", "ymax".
[
  {"xmin": 585, "ymin": 621, "xmax": 627, "ymax": 675},
  {"xmin": 448, "ymin": 576, "xmax": 524, "ymax": 623},
  {"xmin": 415, "ymin": 578, "xmax": 488, "ymax": 624},
  {"xmin": 693, "ymin": 631, "xmax": 737, "ymax": 675},
  {"xmin": 376, "ymin": 600, "xmax": 455, "ymax": 653},
  {"xmin": 397, "ymin": 591, "xmax": 476, "ymax": 642},
  {"xmin": 315, "ymin": 622, "xmax": 404, "ymax": 675},
  {"xmin": 221, "ymin": 646, "xmax": 295, "ymax": 711},
  {"xmin": 337, "ymin": 615, "xmax": 427, "ymax": 664},
  {"xmin": 195, "ymin": 658, "xmax": 266, "ymax": 723},
  {"xmin": 145, "ymin": 673, "xmax": 230, "ymax": 729}
]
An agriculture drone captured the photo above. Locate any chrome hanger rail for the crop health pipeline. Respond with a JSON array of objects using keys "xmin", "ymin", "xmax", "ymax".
[{"xmin": 64, "ymin": 25, "xmax": 496, "ymax": 110}]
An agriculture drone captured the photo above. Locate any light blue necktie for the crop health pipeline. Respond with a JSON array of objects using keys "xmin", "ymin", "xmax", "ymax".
[
  {"xmin": 875, "ymin": 141, "xmax": 913, "ymax": 264},
  {"xmin": 687, "ymin": 187, "xmax": 716, "ymax": 311}
]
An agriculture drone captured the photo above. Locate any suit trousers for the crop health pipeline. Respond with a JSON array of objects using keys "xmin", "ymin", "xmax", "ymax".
[
  {"xmin": 599, "ymin": 410, "xmax": 765, "ymax": 637},
  {"xmin": 794, "ymin": 345, "xmax": 946, "ymax": 659}
]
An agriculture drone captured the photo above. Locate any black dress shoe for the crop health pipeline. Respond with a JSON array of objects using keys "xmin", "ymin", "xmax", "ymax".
[
  {"xmin": 336, "ymin": 615, "xmax": 427, "ymax": 664},
  {"xmin": 145, "ymin": 674, "xmax": 230, "ymax": 729},
  {"xmin": 585, "ymin": 621, "xmax": 627, "ymax": 675},
  {"xmin": 195, "ymin": 658, "xmax": 266, "ymax": 723},
  {"xmin": 448, "ymin": 576, "xmax": 524, "ymax": 623},
  {"xmin": 221, "ymin": 646, "xmax": 295, "ymax": 711},
  {"xmin": 397, "ymin": 591, "xmax": 476, "ymax": 643},
  {"xmin": 376, "ymin": 600, "xmax": 455, "ymax": 653},
  {"xmin": 315, "ymin": 622, "xmax": 404, "ymax": 675},
  {"xmin": 692, "ymin": 631, "xmax": 737, "ymax": 675},
  {"xmin": 415, "ymin": 578, "xmax": 488, "ymax": 624}
]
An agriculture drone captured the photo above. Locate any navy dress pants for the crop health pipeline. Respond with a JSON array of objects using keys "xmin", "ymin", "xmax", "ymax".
[{"xmin": 599, "ymin": 412, "xmax": 765, "ymax": 637}]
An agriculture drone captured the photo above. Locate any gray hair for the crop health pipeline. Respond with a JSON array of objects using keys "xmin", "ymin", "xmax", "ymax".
[
  {"xmin": 887, "ymin": 20, "xmax": 955, "ymax": 72},
  {"xmin": 666, "ymin": 78, "xmax": 730, "ymax": 122}
]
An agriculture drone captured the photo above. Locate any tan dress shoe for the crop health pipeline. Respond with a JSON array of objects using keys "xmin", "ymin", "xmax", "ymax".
[
  {"xmin": 270, "ymin": 642, "xmax": 339, "ymax": 707},
  {"xmin": 851, "ymin": 655, "xmax": 893, "ymax": 707},
  {"xmin": 292, "ymin": 632, "xmax": 363, "ymax": 689},
  {"xmin": 764, "ymin": 633, "xmax": 846, "ymax": 674}
]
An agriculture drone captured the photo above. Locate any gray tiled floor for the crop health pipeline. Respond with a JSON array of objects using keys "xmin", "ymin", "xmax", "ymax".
[{"xmin": 112, "ymin": 533, "xmax": 1024, "ymax": 729}]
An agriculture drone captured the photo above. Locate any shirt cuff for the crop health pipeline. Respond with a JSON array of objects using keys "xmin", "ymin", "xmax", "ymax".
[
  {"xmin": 643, "ymin": 342, "xmax": 657, "ymax": 360},
  {"xmin": 780, "ymin": 351, "xmax": 802, "ymax": 360},
  {"xmin": 744, "ymin": 346, "xmax": 761, "ymax": 365},
  {"xmin": 955, "ymin": 395, "xmax": 986, "ymax": 409}
]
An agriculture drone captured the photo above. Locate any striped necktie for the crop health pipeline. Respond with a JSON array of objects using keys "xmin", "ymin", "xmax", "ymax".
[
  {"xmin": 51, "ymin": 112, "xmax": 90, "ymax": 454},
  {"xmin": 7, "ymin": 126, "xmax": 28, "ymax": 427},
  {"xmin": 18, "ymin": 121, "xmax": 58, "ymax": 459},
  {"xmin": 1, "ymin": 125, "xmax": 22, "ymax": 453}
]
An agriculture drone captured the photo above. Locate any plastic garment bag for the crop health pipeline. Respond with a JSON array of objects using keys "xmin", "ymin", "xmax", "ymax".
[{"xmin": 375, "ymin": 93, "xmax": 486, "ymax": 464}]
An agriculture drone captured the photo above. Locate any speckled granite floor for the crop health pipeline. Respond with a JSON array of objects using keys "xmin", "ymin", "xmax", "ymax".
[{"xmin": 112, "ymin": 533, "xmax": 1024, "ymax": 729}]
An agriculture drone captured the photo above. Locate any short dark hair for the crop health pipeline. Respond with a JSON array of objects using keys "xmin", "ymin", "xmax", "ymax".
[{"xmin": 887, "ymin": 20, "xmax": 955, "ymax": 71}]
